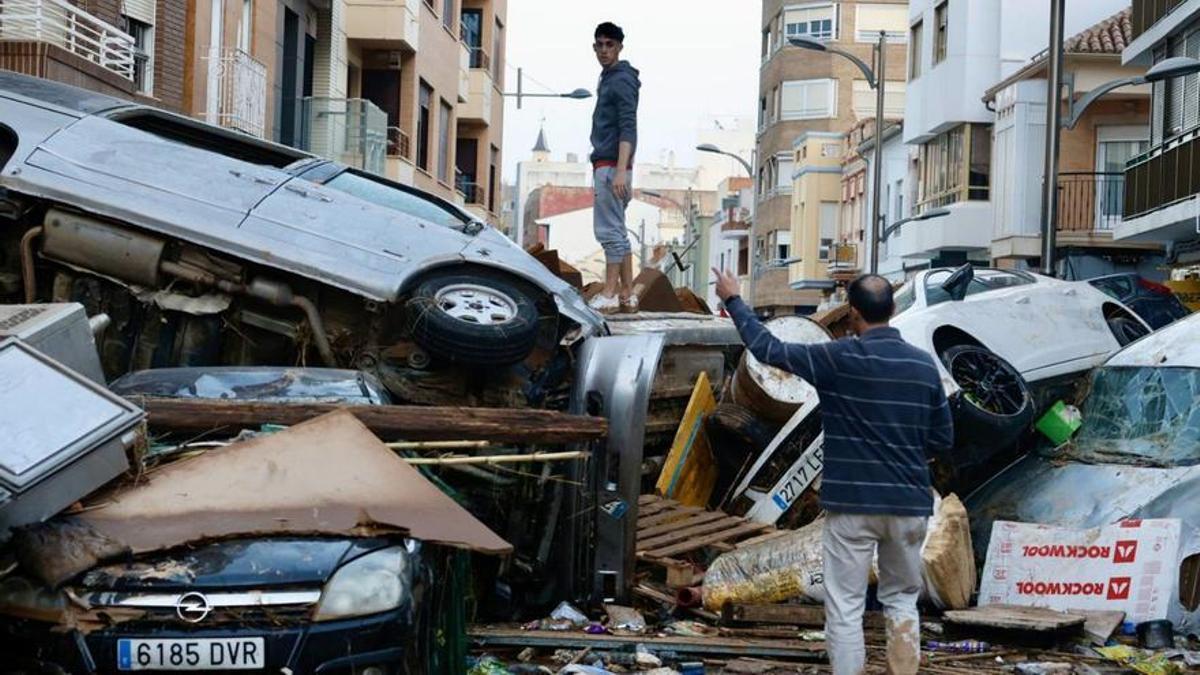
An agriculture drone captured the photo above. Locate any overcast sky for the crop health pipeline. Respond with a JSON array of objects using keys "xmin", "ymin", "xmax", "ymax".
[{"xmin": 499, "ymin": 1, "xmax": 760, "ymax": 176}]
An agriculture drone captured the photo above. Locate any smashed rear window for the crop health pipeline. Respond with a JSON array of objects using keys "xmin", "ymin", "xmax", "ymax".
[{"xmin": 1065, "ymin": 367, "xmax": 1200, "ymax": 467}]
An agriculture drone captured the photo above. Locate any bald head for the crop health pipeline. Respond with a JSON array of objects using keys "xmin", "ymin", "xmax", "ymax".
[{"xmin": 848, "ymin": 274, "xmax": 894, "ymax": 324}]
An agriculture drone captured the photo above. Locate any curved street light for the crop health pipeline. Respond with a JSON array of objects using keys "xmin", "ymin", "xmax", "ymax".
[
  {"xmin": 1064, "ymin": 56, "xmax": 1200, "ymax": 129},
  {"xmin": 503, "ymin": 67, "xmax": 592, "ymax": 109},
  {"xmin": 790, "ymin": 34, "xmax": 890, "ymax": 276}
]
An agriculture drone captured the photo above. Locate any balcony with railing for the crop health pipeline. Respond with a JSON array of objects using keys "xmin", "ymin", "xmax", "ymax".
[
  {"xmin": 459, "ymin": 47, "xmax": 494, "ymax": 125},
  {"xmin": 300, "ymin": 97, "xmax": 387, "ymax": 176},
  {"xmin": 0, "ymin": 0, "xmax": 135, "ymax": 81},
  {"xmin": 826, "ymin": 242, "xmax": 860, "ymax": 281},
  {"xmin": 1123, "ymin": 134, "xmax": 1200, "ymax": 221},
  {"xmin": 206, "ymin": 48, "xmax": 267, "ymax": 138},
  {"xmin": 1057, "ymin": 172, "xmax": 1126, "ymax": 233},
  {"xmin": 344, "ymin": 0, "xmax": 419, "ymax": 51},
  {"xmin": 1131, "ymin": 0, "xmax": 1186, "ymax": 41}
]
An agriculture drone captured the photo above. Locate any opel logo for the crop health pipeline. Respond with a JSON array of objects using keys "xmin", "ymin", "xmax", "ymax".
[{"xmin": 175, "ymin": 591, "xmax": 212, "ymax": 623}]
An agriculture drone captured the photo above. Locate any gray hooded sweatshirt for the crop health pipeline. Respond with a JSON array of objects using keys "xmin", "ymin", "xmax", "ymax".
[{"xmin": 590, "ymin": 60, "xmax": 640, "ymax": 165}]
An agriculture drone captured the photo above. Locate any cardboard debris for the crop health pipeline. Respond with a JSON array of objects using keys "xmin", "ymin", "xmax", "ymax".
[
  {"xmin": 979, "ymin": 519, "xmax": 1182, "ymax": 624},
  {"xmin": 17, "ymin": 411, "xmax": 511, "ymax": 585}
]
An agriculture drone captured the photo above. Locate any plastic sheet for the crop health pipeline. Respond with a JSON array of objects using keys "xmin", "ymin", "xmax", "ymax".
[{"xmin": 702, "ymin": 495, "xmax": 975, "ymax": 611}]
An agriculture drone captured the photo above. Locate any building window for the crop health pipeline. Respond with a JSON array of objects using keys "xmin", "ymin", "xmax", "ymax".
[
  {"xmin": 758, "ymin": 96, "xmax": 768, "ymax": 130},
  {"xmin": 784, "ymin": 3, "xmax": 836, "ymax": 41},
  {"xmin": 121, "ymin": 15, "xmax": 154, "ymax": 94},
  {"xmin": 443, "ymin": 0, "xmax": 455, "ymax": 31},
  {"xmin": 772, "ymin": 230, "xmax": 792, "ymax": 262},
  {"xmin": 852, "ymin": 80, "xmax": 906, "ymax": 118},
  {"xmin": 917, "ymin": 123, "xmax": 991, "ymax": 211},
  {"xmin": 855, "ymin": 4, "xmax": 908, "ymax": 43},
  {"xmin": 819, "ymin": 202, "xmax": 839, "ymax": 261},
  {"xmin": 489, "ymin": 145, "xmax": 499, "ymax": 213},
  {"xmin": 776, "ymin": 155, "xmax": 794, "ymax": 192},
  {"xmin": 933, "ymin": 2, "xmax": 949, "ymax": 65},
  {"xmin": 238, "ymin": 0, "xmax": 253, "ymax": 52},
  {"xmin": 762, "ymin": 27, "xmax": 772, "ymax": 59},
  {"xmin": 1162, "ymin": 30, "xmax": 1200, "ymax": 140},
  {"xmin": 771, "ymin": 86, "xmax": 781, "ymax": 122},
  {"xmin": 438, "ymin": 99, "xmax": 453, "ymax": 183},
  {"xmin": 493, "ymin": 19, "xmax": 504, "ymax": 83},
  {"xmin": 417, "ymin": 81, "xmax": 432, "ymax": 171},
  {"xmin": 909, "ymin": 20, "xmax": 923, "ymax": 79},
  {"xmin": 780, "ymin": 79, "xmax": 837, "ymax": 120}
]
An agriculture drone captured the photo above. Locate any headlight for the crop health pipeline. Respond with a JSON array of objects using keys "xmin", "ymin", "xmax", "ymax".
[{"xmin": 313, "ymin": 546, "xmax": 410, "ymax": 622}]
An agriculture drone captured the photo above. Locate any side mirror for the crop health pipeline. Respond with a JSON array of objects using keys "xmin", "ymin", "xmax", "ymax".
[{"xmin": 940, "ymin": 264, "xmax": 975, "ymax": 301}]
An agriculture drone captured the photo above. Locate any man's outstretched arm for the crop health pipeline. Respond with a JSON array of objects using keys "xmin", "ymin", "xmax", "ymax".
[{"xmin": 714, "ymin": 268, "xmax": 828, "ymax": 386}]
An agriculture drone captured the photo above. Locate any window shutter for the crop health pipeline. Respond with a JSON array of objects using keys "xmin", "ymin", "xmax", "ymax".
[
  {"xmin": 1186, "ymin": 30, "xmax": 1200, "ymax": 130},
  {"xmin": 1168, "ymin": 38, "xmax": 1186, "ymax": 136},
  {"xmin": 122, "ymin": 0, "xmax": 156, "ymax": 25}
]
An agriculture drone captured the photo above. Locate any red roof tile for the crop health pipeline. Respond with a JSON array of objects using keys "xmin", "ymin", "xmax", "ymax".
[{"xmin": 1065, "ymin": 7, "xmax": 1132, "ymax": 55}]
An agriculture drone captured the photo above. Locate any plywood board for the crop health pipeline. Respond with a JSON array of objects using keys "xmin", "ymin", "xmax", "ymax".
[{"xmin": 655, "ymin": 371, "xmax": 718, "ymax": 506}]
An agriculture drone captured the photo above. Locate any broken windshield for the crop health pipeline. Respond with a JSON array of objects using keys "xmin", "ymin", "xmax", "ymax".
[{"xmin": 1062, "ymin": 366, "xmax": 1200, "ymax": 467}]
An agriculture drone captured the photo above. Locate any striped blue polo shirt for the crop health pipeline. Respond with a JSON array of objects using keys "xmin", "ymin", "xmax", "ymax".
[{"xmin": 726, "ymin": 296, "xmax": 954, "ymax": 516}]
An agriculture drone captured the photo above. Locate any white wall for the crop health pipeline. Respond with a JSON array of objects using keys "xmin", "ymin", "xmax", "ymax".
[
  {"xmin": 869, "ymin": 131, "xmax": 924, "ymax": 280},
  {"xmin": 544, "ymin": 198, "xmax": 677, "ymax": 283},
  {"xmin": 905, "ymin": 0, "xmax": 1129, "ymax": 143},
  {"xmin": 696, "ymin": 116, "xmax": 757, "ymax": 192},
  {"xmin": 991, "ymin": 80, "xmax": 1048, "ymax": 242}
]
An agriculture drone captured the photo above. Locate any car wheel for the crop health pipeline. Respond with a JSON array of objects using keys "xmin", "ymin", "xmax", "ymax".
[
  {"xmin": 941, "ymin": 344, "xmax": 1034, "ymax": 445},
  {"xmin": 404, "ymin": 269, "xmax": 541, "ymax": 366},
  {"xmin": 1107, "ymin": 315, "xmax": 1150, "ymax": 346}
]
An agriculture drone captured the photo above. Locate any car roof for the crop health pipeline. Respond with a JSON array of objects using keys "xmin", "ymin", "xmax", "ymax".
[
  {"xmin": 1104, "ymin": 311, "xmax": 1200, "ymax": 369},
  {"xmin": 0, "ymin": 69, "xmax": 131, "ymax": 115}
]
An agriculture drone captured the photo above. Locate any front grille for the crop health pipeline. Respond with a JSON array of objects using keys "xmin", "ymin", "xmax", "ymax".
[{"xmin": 77, "ymin": 589, "xmax": 321, "ymax": 628}]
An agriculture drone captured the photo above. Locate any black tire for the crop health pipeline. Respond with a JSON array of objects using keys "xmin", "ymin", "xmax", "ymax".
[
  {"xmin": 941, "ymin": 344, "xmax": 1034, "ymax": 445},
  {"xmin": 1108, "ymin": 315, "xmax": 1150, "ymax": 347},
  {"xmin": 404, "ymin": 269, "xmax": 541, "ymax": 365}
]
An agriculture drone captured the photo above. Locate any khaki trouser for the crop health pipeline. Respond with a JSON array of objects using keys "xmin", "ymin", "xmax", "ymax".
[{"xmin": 823, "ymin": 511, "xmax": 927, "ymax": 675}]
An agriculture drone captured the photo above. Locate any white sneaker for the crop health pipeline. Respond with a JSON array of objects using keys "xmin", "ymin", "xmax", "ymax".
[
  {"xmin": 621, "ymin": 294, "xmax": 640, "ymax": 313},
  {"xmin": 588, "ymin": 292, "xmax": 620, "ymax": 314}
]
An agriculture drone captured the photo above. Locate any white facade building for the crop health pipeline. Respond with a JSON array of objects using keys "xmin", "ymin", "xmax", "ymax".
[
  {"xmin": 513, "ymin": 127, "xmax": 591, "ymax": 246},
  {"xmin": 543, "ymin": 199, "xmax": 681, "ymax": 284},
  {"xmin": 903, "ymin": 0, "xmax": 1128, "ymax": 267}
]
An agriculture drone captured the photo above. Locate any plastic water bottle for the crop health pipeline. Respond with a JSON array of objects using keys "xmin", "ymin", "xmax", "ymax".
[{"xmin": 925, "ymin": 639, "xmax": 991, "ymax": 654}]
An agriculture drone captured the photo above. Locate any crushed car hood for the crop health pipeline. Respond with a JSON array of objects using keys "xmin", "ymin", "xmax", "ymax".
[
  {"xmin": 79, "ymin": 537, "xmax": 387, "ymax": 591},
  {"xmin": 966, "ymin": 454, "xmax": 1200, "ymax": 563},
  {"xmin": 15, "ymin": 411, "xmax": 511, "ymax": 586}
]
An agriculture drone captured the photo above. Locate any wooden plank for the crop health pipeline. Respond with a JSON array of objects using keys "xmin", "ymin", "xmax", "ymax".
[
  {"xmin": 637, "ymin": 517, "xmax": 750, "ymax": 551},
  {"xmin": 637, "ymin": 506, "xmax": 704, "ymax": 530},
  {"xmin": 469, "ymin": 626, "xmax": 825, "ymax": 660},
  {"xmin": 637, "ymin": 511, "xmax": 728, "ymax": 540},
  {"xmin": 722, "ymin": 603, "xmax": 885, "ymax": 630},
  {"xmin": 638, "ymin": 494, "xmax": 661, "ymax": 506},
  {"xmin": 137, "ymin": 398, "xmax": 608, "ymax": 443},
  {"xmin": 943, "ymin": 605, "xmax": 1086, "ymax": 633},
  {"xmin": 637, "ymin": 499, "xmax": 678, "ymax": 517},
  {"xmin": 1073, "ymin": 609, "xmax": 1125, "ymax": 646},
  {"xmin": 644, "ymin": 521, "xmax": 772, "ymax": 558},
  {"xmin": 655, "ymin": 371, "xmax": 718, "ymax": 506}
]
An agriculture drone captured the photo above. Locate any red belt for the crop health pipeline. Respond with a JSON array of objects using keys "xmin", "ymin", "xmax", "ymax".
[{"xmin": 594, "ymin": 160, "xmax": 633, "ymax": 170}]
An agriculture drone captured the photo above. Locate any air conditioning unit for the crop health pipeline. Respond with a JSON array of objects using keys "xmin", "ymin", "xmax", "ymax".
[
  {"xmin": 0, "ymin": 303, "xmax": 104, "ymax": 384},
  {"xmin": 0, "ymin": 339, "xmax": 141, "ymax": 536}
]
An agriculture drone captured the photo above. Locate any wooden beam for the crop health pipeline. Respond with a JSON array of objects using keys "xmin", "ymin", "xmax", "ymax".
[
  {"xmin": 643, "ymin": 521, "xmax": 771, "ymax": 558},
  {"xmin": 136, "ymin": 397, "xmax": 607, "ymax": 444},
  {"xmin": 722, "ymin": 603, "xmax": 886, "ymax": 629}
]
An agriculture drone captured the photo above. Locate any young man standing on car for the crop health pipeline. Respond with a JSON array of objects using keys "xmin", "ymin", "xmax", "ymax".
[
  {"xmin": 713, "ymin": 268, "xmax": 954, "ymax": 675},
  {"xmin": 588, "ymin": 21, "xmax": 641, "ymax": 314}
]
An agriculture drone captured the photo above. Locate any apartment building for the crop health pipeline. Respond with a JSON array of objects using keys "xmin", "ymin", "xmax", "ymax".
[
  {"xmin": 902, "ymin": 0, "xmax": 1128, "ymax": 271},
  {"xmin": 756, "ymin": 0, "xmax": 908, "ymax": 317},
  {"xmin": 707, "ymin": 176, "xmax": 754, "ymax": 309},
  {"xmin": 982, "ymin": 8, "xmax": 1163, "ymax": 279},
  {"xmin": 0, "ymin": 0, "xmax": 187, "ymax": 111},
  {"xmin": 1119, "ymin": 0, "xmax": 1200, "ymax": 268}
]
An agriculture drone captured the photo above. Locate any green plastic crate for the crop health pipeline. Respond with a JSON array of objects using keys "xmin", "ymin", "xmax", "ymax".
[{"xmin": 1036, "ymin": 400, "xmax": 1082, "ymax": 446}]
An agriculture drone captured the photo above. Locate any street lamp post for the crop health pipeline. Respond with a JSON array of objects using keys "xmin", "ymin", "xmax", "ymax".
[
  {"xmin": 697, "ymin": 143, "xmax": 756, "ymax": 304},
  {"xmin": 503, "ymin": 67, "xmax": 592, "ymax": 109},
  {"xmin": 791, "ymin": 33, "xmax": 888, "ymax": 276}
]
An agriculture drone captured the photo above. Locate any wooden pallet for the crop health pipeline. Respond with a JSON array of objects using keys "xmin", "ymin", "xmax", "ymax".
[{"xmin": 636, "ymin": 495, "xmax": 775, "ymax": 563}]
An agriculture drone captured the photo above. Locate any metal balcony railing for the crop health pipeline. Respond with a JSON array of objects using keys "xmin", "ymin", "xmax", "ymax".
[
  {"xmin": 1057, "ymin": 172, "xmax": 1126, "ymax": 232},
  {"xmin": 466, "ymin": 45, "xmax": 490, "ymax": 70},
  {"xmin": 300, "ymin": 97, "xmax": 387, "ymax": 176},
  {"xmin": 387, "ymin": 126, "xmax": 411, "ymax": 160},
  {"xmin": 206, "ymin": 48, "xmax": 267, "ymax": 138},
  {"xmin": 0, "ymin": 0, "xmax": 136, "ymax": 80},
  {"xmin": 1132, "ymin": 0, "xmax": 1186, "ymax": 41}
]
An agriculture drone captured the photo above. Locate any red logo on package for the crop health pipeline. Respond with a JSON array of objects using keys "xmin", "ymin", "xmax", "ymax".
[
  {"xmin": 1119, "ymin": 519, "xmax": 1142, "ymax": 528},
  {"xmin": 1107, "ymin": 577, "xmax": 1132, "ymax": 600},
  {"xmin": 1114, "ymin": 541, "xmax": 1138, "ymax": 564}
]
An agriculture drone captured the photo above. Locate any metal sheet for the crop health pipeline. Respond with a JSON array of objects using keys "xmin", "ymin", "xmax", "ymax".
[{"xmin": 571, "ymin": 334, "xmax": 664, "ymax": 603}]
